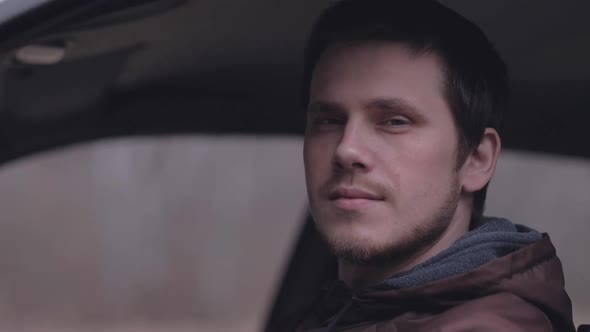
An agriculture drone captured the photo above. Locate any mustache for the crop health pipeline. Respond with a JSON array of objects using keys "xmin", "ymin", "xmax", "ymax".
[{"xmin": 319, "ymin": 173, "xmax": 390, "ymax": 199}]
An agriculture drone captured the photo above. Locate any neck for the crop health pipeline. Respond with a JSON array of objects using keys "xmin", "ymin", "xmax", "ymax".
[{"xmin": 338, "ymin": 199, "xmax": 472, "ymax": 289}]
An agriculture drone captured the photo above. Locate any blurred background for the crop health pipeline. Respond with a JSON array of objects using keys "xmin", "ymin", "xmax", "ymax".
[
  {"xmin": 0, "ymin": 137, "xmax": 587, "ymax": 331},
  {"xmin": 0, "ymin": 0, "xmax": 588, "ymax": 331}
]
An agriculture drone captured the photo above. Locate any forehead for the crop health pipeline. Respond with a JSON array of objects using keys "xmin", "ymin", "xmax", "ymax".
[{"xmin": 309, "ymin": 42, "xmax": 447, "ymax": 111}]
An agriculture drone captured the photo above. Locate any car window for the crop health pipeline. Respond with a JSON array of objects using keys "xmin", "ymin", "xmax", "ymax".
[
  {"xmin": 0, "ymin": 135, "xmax": 306, "ymax": 331},
  {"xmin": 0, "ymin": 134, "xmax": 588, "ymax": 329},
  {"xmin": 0, "ymin": 0, "xmax": 54, "ymax": 23},
  {"xmin": 488, "ymin": 151, "xmax": 590, "ymax": 326}
]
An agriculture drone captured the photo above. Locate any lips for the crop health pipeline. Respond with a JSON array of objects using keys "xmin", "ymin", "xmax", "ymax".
[
  {"xmin": 327, "ymin": 187, "xmax": 384, "ymax": 211},
  {"xmin": 329, "ymin": 187, "xmax": 384, "ymax": 201}
]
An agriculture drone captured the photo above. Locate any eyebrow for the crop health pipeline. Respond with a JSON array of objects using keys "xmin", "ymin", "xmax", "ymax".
[
  {"xmin": 365, "ymin": 97, "xmax": 421, "ymax": 115},
  {"xmin": 307, "ymin": 97, "xmax": 421, "ymax": 115},
  {"xmin": 306, "ymin": 101, "xmax": 345, "ymax": 113}
]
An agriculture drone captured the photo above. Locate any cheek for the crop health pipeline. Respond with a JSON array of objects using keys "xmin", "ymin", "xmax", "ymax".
[
  {"xmin": 409, "ymin": 128, "xmax": 458, "ymax": 166},
  {"xmin": 389, "ymin": 137, "xmax": 458, "ymax": 192},
  {"xmin": 303, "ymin": 138, "xmax": 332, "ymax": 185}
]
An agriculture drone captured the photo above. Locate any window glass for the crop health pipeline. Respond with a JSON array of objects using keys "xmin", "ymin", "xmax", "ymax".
[
  {"xmin": 0, "ymin": 0, "xmax": 55, "ymax": 24},
  {"xmin": 0, "ymin": 135, "xmax": 306, "ymax": 331},
  {"xmin": 1, "ymin": 135, "xmax": 588, "ymax": 329},
  {"xmin": 487, "ymin": 150, "xmax": 590, "ymax": 326}
]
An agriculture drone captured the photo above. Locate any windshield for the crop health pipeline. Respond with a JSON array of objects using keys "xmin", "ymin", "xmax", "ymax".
[{"xmin": 0, "ymin": 0, "xmax": 55, "ymax": 24}]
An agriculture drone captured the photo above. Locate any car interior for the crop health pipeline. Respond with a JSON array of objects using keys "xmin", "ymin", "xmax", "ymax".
[{"xmin": 0, "ymin": 0, "xmax": 588, "ymax": 331}]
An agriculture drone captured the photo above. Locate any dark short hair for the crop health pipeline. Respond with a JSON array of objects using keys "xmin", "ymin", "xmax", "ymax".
[{"xmin": 302, "ymin": 0, "xmax": 509, "ymax": 224}]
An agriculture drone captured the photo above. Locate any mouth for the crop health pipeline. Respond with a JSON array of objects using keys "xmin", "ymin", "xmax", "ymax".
[{"xmin": 328, "ymin": 187, "xmax": 384, "ymax": 210}]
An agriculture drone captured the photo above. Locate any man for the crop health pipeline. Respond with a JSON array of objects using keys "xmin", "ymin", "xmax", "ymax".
[{"xmin": 297, "ymin": 0, "xmax": 576, "ymax": 331}]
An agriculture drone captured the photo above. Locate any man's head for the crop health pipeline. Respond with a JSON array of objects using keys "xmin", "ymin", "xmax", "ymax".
[{"xmin": 302, "ymin": 0, "xmax": 507, "ymax": 266}]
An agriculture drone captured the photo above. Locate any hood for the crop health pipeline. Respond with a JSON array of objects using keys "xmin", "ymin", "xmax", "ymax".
[
  {"xmin": 305, "ymin": 219, "xmax": 574, "ymax": 331},
  {"xmin": 381, "ymin": 217, "xmax": 542, "ymax": 289}
]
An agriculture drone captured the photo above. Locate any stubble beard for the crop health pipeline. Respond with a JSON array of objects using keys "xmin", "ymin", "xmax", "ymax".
[{"xmin": 313, "ymin": 177, "xmax": 461, "ymax": 268}]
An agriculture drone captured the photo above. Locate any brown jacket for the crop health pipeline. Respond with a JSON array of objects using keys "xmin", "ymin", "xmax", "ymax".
[{"xmin": 296, "ymin": 235, "xmax": 575, "ymax": 332}]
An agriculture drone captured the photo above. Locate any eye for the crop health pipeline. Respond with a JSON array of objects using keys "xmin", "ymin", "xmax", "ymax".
[
  {"xmin": 314, "ymin": 118, "xmax": 342, "ymax": 125},
  {"xmin": 382, "ymin": 117, "xmax": 410, "ymax": 127},
  {"xmin": 308, "ymin": 114, "xmax": 346, "ymax": 128},
  {"xmin": 306, "ymin": 115, "xmax": 345, "ymax": 132}
]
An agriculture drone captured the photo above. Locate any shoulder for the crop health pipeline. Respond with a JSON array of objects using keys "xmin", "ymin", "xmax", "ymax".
[
  {"xmin": 437, "ymin": 293, "xmax": 552, "ymax": 331},
  {"xmin": 395, "ymin": 292, "xmax": 554, "ymax": 332}
]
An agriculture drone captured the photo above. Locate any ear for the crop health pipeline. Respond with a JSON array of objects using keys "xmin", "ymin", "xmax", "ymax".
[{"xmin": 460, "ymin": 128, "xmax": 502, "ymax": 193}]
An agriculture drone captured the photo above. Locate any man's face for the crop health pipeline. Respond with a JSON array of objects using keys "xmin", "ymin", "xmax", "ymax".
[{"xmin": 304, "ymin": 42, "xmax": 464, "ymax": 265}]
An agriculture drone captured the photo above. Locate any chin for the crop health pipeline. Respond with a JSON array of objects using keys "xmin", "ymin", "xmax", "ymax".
[
  {"xmin": 316, "ymin": 218, "xmax": 394, "ymax": 259},
  {"xmin": 316, "ymin": 213, "xmax": 449, "ymax": 266}
]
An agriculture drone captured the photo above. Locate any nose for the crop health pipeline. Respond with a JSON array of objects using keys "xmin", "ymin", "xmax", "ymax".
[{"xmin": 333, "ymin": 122, "xmax": 374, "ymax": 172}]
